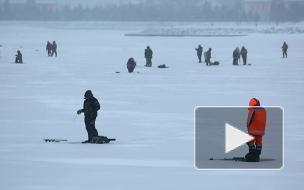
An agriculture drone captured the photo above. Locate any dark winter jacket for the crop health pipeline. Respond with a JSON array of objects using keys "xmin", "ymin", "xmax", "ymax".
[
  {"xmin": 240, "ymin": 47, "xmax": 248, "ymax": 56},
  {"xmin": 196, "ymin": 45, "xmax": 203, "ymax": 56},
  {"xmin": 282, "ymin": 43, "xmax": 288, "ymax": 51},
  {"xmin": 52, "ymin": 41, "xmax": 57, "ymax": 50},
  {"xmin": 233, "ymin": 49, "xmax": 240, "ymax": 59},
  {"xmin": 80, "ymin": 91, "xmax": 100, "ymax": 119},
  {"xmin": 127, "ymin": 58, "xmax": 136, "ymax": 72},
  {"xmin": 206, "ymin": 49, "xmax": 212, "ymax": 60},
  {"xmin": 145, "ymin": 48, "xmax": 153, "ymax": 59},
  {"xmin": 46, "ymin": 42, "xmax": 52, "ymax": 51}
]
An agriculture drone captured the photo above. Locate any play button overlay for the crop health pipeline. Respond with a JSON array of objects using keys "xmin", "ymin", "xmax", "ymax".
[
  {"xmin": 195, "ymin": 106, "xmax": 283, "ymax": 170},
  {"xmin": 225, "ymin": 123, "xmax": 254, "ymax": 153}
]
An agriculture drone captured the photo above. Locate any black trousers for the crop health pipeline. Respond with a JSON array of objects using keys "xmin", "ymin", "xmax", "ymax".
[
  {"xmin": 84, "ymin": 117, "xmax": 98, "ymax": 141},
  {"xmin": 233, "ymin": 58, "xmax": 238, "ymax": 65},
  {"xmin": 146, "ymin": 58, "xmax": 152, "ymax": 67},
  {"xmin": 198, "ymin": 55, "xmax": 202, "ymax": 63},
  {"xmin": 242, "ymin": 55, "xmax": 247, "ymax": 65},
  {"xmin": 51, "ymin": 49, "xmax": 57, "ymax": 57},
  {"xmin": 283, "ymin": 51, "xmax": 287, "ymax": 58}
]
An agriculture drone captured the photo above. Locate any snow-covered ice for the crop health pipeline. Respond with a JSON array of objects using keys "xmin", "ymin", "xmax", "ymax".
[{"xmin": 0, "ymin": 21, "xmax": 303, "ymax": 190}]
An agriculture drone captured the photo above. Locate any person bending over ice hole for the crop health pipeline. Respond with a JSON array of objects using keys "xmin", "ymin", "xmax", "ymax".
[
  {"xmin": 245, "ymin": 98, "xmax": 267, "ymax": 162},
  {"xmin": 77, "ymin": 90, "xmax": 100, "ymax": 143},
  {"xmin": 15, "ymin": 50, "xmax": 23, "ymax": 63},
  {"xmin": 127, "ymin": 57, "xmax": 136, "ymax": 73},
  {"xmin": 195, "ymin": 45, "xmax": 203, "ymax": 63}
]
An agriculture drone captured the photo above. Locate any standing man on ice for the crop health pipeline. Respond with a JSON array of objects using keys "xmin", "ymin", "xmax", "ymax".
[
  {"xmin": 240, "ymin": 46, "xmax": 248, "ymax": 65},
  {"xmin": 205, "ymin": 48, "xmax": 212, "ymax": 66},
  {"xmin": 46, "ymin": 41, "xmax": 52, "ymax": 57},
  {"xmin": 195, "ymin": 44, "xmax": 203, "ymax": 63},
  {"xmin": 145, "ymin": 46, "xmax": 153, "ymax": 67},
  {"xmin": 282, "ymin": 41, "xmax": 288, "ymax": 58},
  {"xmin": 232, "ymin": 47, "xmax": 240, "ymax": 65},
  {"xmin": 245, "ymin": 98, "xmax": 267, "ymax": 162},
  {"xmin": 77, "ymin": 90, "xmax": 100, "ymax": 143},
  {"xmin": 51, "ymin": 41, "xmax": 57, "ymax": 57}
]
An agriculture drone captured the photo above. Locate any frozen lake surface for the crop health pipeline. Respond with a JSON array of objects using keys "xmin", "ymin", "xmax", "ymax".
[{"xmin": 0, "ymin": 22, "xmax": 303, "ymax": 190}]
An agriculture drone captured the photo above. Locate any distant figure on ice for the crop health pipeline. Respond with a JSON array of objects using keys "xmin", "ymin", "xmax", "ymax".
[
  {"xmin": 145, "ymin": 46, "xmax": 153, "ymax": 67},
  {"xmin": 15, "ymin": 50, "xmax": 23, "ymax": 63},
  {"xmin": 282, "ymin": 42, "xmax": 288, "ymax": 58},
  {"xmin": 240, "ymin": 46, "xmax": 248, "ymax": 65},
  {"xmin": 232, "ymin": 47, "xmax": 240, "ymax": 65},
  {"xmin": 77, "ymin": 90, "xmax": 100, "ymax": 143},
  {"xmin": 46, "ymin": 41, "xmax": 52, "ymax": 57},
  {"xmin": 245, "ymin": 98, "xmax": 267, "ymax": 162},
  {"xmin": 127, "ymin": 57, "xmax": 136, "ymax": 73},
  {"xmin": 204, "ymin": 48, "xmax": 212, "ymax": 66},
  {"xmin": 51, "ymin": 41, "xmax": 57, "ymax": 57},
  {"xmin": 195, "ymin": 45, "xmax": 203, "ymax": 63}
]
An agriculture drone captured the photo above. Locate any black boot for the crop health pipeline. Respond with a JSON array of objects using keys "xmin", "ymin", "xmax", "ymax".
[
  {"xmin": 82, "ymin": 140, "xmax": 90, "ymax": 143},
  {"xmin": 245, "ymin": 144, "xmax": 260, "ymax": 162},
  {"xmin": 256, "ymin": 145, "xmax": 262, "ymax": 156}
]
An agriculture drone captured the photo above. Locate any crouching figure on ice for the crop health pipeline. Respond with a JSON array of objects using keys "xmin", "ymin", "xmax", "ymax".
[
  {"xmin": 77, "ymin": 90, "xmax": 100, "ymax": 143},
  {"xmin": 127, "ymin": 57, "xmax": 136, "ymax": 73},
  {"xmin": 15, "ymin": 50, "xmax": 23, "ymax": 63},
  {"xmin": 245, "ymin": 98, "xmax": 267, "ymax": 162}
]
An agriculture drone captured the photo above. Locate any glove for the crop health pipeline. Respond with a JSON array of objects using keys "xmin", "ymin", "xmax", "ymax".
[{"xmin": 77, "ymin": 109, "xmax": 82, "ymax": 115}]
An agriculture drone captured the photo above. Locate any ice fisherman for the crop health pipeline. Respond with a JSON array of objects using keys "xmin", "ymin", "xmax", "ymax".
[
  {"xmin": 195, "ymin": 45, "xmax": 203, "ymax": 63},
  {"xmin": 282, "ymin": 42, "xmax": 288, "ymax": 58},
  {"xmin": 240, "ymin": 46, "xmax": 248, "ymax": 65},
  {"xmin": 233, "ymin": 47, "xmax": 240, "ymax": 65},
  {"xmin": 205, "ymin": 48, "xmax": 212, "ymax": 66},
  {"xmin": 77, "ymin": 90, "xmax": 100, "ymax": 143},
  {"xmin": 245, "ymin": 98, "xmax": 267, "ymax": 162},
  {"xmin": 51, "ymin": 41, "xmax": 57, "ymax": 57},
  {"xmin": 15, "ymin": 50, "xmax": 23, "ymax": 63},
  {"xmin": 127, "ymin": 57, "xmax": 136, "ymax": 73},
  {"xmin": 144, "ymin": 46, "xmax": 153, "ymax": 67},
  {"xmin": 46, "ymin": 41, "xmax": 52, "ymax": 57}
]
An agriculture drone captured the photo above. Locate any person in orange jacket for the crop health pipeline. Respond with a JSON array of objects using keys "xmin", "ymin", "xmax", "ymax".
[{"xmin": 245, "ymin": 98, "xmax": 267, "ymax": 162}]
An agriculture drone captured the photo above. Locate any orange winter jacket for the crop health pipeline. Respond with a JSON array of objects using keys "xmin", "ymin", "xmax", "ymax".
[{"xmin": 247, "ymin": 98, "xmax": 267, "ymax": 136}]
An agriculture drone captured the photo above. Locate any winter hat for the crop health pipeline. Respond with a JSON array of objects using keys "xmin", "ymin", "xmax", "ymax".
[
  {"xmin": 84, "ymin": 90, "xmax": 93, "ymax": 99},
  {"xmin": 249, "ymin": 98, "xmax": 260, "ymax": 107}
]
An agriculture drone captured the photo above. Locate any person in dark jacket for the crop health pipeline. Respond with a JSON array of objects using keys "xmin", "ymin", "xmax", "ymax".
[
  {"xmin": 127, "ymin": 57, "xmax": 136, "ymax": 73},
  {"xmin": 15, "ymin": 50, "xmax": 23, "ymax": 63},
  {"xmin": 51, "ymin": 41, "xmax": 57, "ymax": 57},
  {"xmin": 205, "ymin": 48, "xmax": 212, "ymax": 66},
  {"xmin": 77, "ymin": 90, "xmax": 100, "ymax": 143},
  {"xmin": 195, "ymin": 45, "xmax": 203, "ymax": 63},
  {"xmin": 240, "ymin": 46, "xmax": 248, "ymax": 65},
  {"xmin": 282, "ymin": 42, "xmax": 288, "ymax": 58},
  {"xmin": 233, "ymin": 47, "xmax": 240, "ymax": 65},
  {"xmin": 144, "ymin": 46, "xmax": 153, "ymax": 67},
  {"xmin": 46, "ymin": 41, "xmax": 52, "ymax": 57}
]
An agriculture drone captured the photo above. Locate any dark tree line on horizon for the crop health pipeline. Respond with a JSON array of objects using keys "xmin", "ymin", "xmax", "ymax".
[{"xmin": 0, "ymin": 0, "xmax": 304, "ymax": 22}]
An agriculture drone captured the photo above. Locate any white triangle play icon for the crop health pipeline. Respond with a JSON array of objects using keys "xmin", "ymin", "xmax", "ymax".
[{"xmin": 225, "ymin": 123, "xmax": 255, "ymax": 153}]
